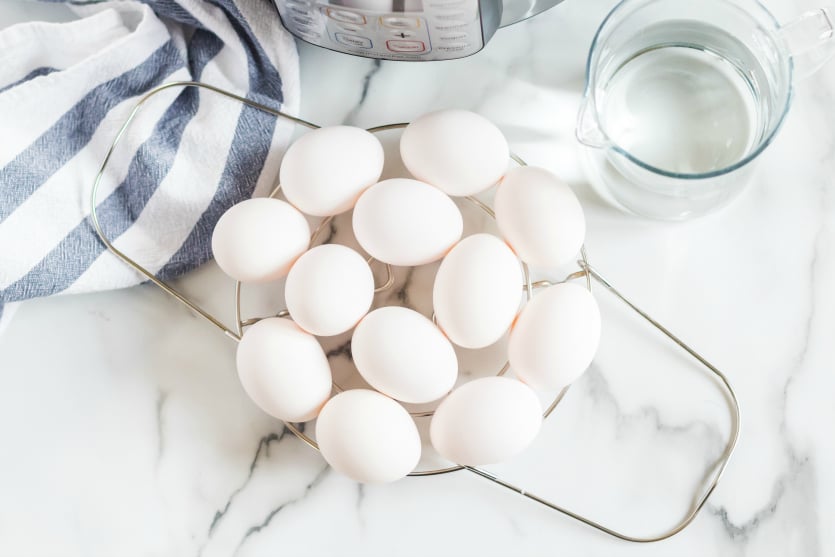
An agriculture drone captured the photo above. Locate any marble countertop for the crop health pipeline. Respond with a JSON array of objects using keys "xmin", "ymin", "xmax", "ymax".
[{"xmin": 2, "ymin": 0, "xmax": 834, "ymax": 555}]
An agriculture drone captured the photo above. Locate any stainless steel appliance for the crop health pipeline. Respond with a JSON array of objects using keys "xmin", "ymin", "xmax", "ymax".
[{"xmin": 273, "ymin": 0, "xmax": 565, "ymax": 60}]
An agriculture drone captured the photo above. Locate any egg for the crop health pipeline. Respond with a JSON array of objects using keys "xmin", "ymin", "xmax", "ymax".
[
  {"xmin": 285, "ymin": 244, "xmax": 374, "ymax": 337},
  {"xmin": 400, "ymin": 109, "xmax": 509, "ymax": 197},
  {"xmin": 280, "ymin": 126, "xmax": 384, "ymax": 216},
  {"xmin": 508, "ymin": 282, "xmax": 601, "ymax": 391},
  {"xmin": 352, "ymin": 307, "xmax": 458, "ymax": 403},
  {"xmin": 352, "ymin": 178, "xmax": 463, "ymax": 266},
  {"xmin": 211, "ymin": 198, "xmax": 310, "ymax": 283},
  {"xmin": 494, "ymin": 166, "xmax": 586, "ymax": 267},
  {"xmin": 316, "ymin": 389, "xmax": 421, "ymax": 483},
  {"xmin": 433, "ymin": 233, "xmax": 522, "ymax": 349},
  {"xmin": 430, "ymin": 376, "xmax": 542, "ymax": 466},
  {"xmin": 236, "ymin": 318, "xmax": 332, "ymax": 422}
]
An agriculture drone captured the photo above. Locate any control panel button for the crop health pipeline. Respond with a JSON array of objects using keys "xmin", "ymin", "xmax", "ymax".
[
  {"xmin": 386, "ymin": 39, "xmax": 426, "ymax": 52},
  {"xmin": 335, "ymin": 33, "xmax": 373, "ymax": 48},
  {"xmin": 380, "ymin": 16, "xmax": 421, "ymax": 29},
  {"xmin": 291, "ymin": 15, "xmax": 317, "ymax": 27},
  {"xmin": 436, "ymin": 42, "xmax": 469, "ymax": 52},
  {"xmin": 327, "ymin": 9, "xmax": 367, "ymax": 25},
  {"xmin": 434, "ymin": 23, "xmax": 468, "ymax": 32},
  {"xmin": 439, "ymin": 32, "xmax": 468, "ymax": 41},
  {"xmin": 432, "ymin": 10, "xmax": 470, "ymax": 20},
  {"xmin": 296, "ymin": 28, "xmax": 322, "ymax": 41},
  {"xmin": 337, "ymin": 23, "xmax": 364, "ymax": 34}
]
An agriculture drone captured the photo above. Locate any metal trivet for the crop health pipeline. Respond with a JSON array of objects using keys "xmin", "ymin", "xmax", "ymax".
[{"xmin": 89, "ymin": 81, "xmax": 740, "ymax": 543}]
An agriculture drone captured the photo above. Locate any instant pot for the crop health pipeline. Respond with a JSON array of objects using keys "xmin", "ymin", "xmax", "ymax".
[{"xmin": 273, "ymin": 0, "xmax": 564, "ymax": 60}]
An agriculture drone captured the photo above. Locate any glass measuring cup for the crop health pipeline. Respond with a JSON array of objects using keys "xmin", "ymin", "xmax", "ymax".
[{"xmin": 577, "ymin": 0, "xmax": 835, "ymax": 220}]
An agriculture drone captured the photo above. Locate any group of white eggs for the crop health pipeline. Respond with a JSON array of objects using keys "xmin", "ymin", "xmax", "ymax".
[{"xmin": 211, "ymin": 109, "xmax": 601, "ymax": 483}]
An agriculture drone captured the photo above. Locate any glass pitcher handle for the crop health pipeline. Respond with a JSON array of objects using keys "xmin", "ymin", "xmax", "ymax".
[{"xmin": 779, "ymin": 5, "xmax": 835, "ymax": 81}]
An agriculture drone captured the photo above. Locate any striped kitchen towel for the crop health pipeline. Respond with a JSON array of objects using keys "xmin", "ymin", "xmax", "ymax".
[{"xmin": 0, "ymin": 0, "xmax": 300, "ymax": 332}]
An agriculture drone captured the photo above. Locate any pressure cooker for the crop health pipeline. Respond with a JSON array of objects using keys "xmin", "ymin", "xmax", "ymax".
[{"xmin": 273, "ymin": 0, "xmax": 565, "ymax": 60}]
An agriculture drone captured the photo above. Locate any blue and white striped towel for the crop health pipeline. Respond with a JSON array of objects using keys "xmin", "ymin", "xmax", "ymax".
[{"xmin": 0, "ymin": 0, "xmax": 300, "ymax": 332}]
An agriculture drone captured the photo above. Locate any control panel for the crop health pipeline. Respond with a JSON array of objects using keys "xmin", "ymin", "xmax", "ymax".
[{"xmin": 275, "ymin": 0, "xmax": 486, "ymax": 61}]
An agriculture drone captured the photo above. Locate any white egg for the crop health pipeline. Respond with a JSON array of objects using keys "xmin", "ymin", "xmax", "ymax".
[
  {"xmin": 316, "ymin": 389, "xmax": 421, "ymax": 483},
  {"xmin": 352, "ymin": 307, "xmax": 458, "ymax": 403},
  {"xmin": 433, "ymin": 233, "xmax": 522, "ymax": 349},
  {"xmin": 280, "ymin": 126, "xmax": 384, "ymax": 216},
  {"xmin": 236, "ymin": 318, "xmax": 333, "ymax": 422},
  {"xmin": 430, "ymin": 376, "xmax": 542, "ymax": 466},
  {"xmin": 211, "ymin": 198, "xmax": 310, "ymax": 283},
  {"xmin": 508, "ymin": 282, "xmax": 601, "ymax": 391},
  {"xmin": 285, "ymin": 244, "xmax": 374, "ymax": 337},
  {"xmin": 352, "ymin": 178, "xmax": 463, "ymax": 266},
  {"xmin": 494, "ymin": 166, "xmax": 586, "ymax": 267},
  {"xmin": 400, "ymin": 109, "xmax": 509, "ymax": 197}
]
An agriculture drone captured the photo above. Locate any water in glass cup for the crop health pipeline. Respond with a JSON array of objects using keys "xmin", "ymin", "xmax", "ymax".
[
  {"xmin": 599, "ymin": 22, "xmax": 764, "ymax": 176},
  {"xmin": 602, "ymin": 49, "xmax": 758, "ymax": 174}
]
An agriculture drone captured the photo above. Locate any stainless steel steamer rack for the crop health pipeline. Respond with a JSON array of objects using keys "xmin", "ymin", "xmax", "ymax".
[{"xmin": 89, "ymin": 81, "xmax": 741, "ymax": 543}]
